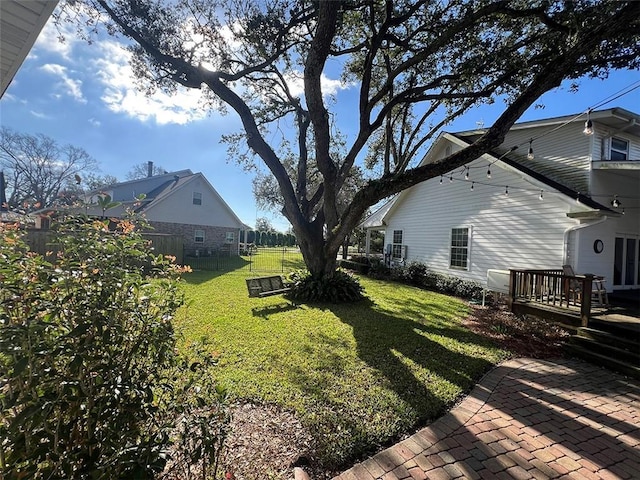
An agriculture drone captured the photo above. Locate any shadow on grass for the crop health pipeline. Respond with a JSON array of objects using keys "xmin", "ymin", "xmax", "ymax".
[
  {"xmin": 282, "ymin": 295, "xmax": 504, "ymax": 468},
  {"xmin": 251, "ymin": 302, "xmax": 300, "ymax": 318},
  {"xmin": 330, "ymin": 299, "xmax": 497, "ymax": 421}
]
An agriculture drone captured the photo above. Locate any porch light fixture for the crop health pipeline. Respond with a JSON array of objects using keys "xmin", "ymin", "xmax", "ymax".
[
  {"xmin": 583, "ymin": 110, "xmax": 594, "ymax": 135},
  {"xmin": 611, "ymin": 195, "xmax": 621, "ymax": 208},
  {"xmin": 527, "ymin": 140, "xmax": 534, "ymax": 160}
]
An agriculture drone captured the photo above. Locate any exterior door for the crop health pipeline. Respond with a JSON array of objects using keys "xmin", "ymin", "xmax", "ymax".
[{"xmin": 613, "ymin": 235, "xmax": 640, "ymax": 289}]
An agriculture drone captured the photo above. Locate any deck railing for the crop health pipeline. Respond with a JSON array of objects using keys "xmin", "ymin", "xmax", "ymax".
[{"xmin": 509, "ymin": 269, "xmax": 594, "ymax": 326}]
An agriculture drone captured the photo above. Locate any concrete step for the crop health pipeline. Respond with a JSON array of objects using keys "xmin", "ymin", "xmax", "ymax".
[{"xmin": 564, "ymin": 343, "xmax": 640, "ymax": 380}]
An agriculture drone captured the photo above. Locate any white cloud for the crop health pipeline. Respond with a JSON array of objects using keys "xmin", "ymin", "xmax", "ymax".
[
  {"xmin": 283, "ymin": 70, "xmax": 353, "ymax": 99},
  {"xmin": 40, "ymin": 63, "xmax": 86, "ymax": 103},
  {"xmin": 89, "ymin": 118, "xmax": 101, "ymax": 127},
  {"xmin": 30, "ymin": 110, "xmax": 49, "ymax": 119},
  {"xmin": 92, "ymin": 41, "xmax": 207, "ymax": 125},
  {"xmin": 33, "ymin": 15, "xmax": 78, "ymax": 60}
]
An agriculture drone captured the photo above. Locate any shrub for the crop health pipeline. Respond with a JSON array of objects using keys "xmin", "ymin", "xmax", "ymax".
[
  {"xmin": 0, "ymin": 216, "xmax": 229, "ymax": 479},
  {"xmin": 366, "ymin": 260, "xmax": 483, "ymax": 301},
  {"xmin": 286, "ymin": 269, "xmax": 365, "ymax": 303},
  {"xmin": 338, "ymin": 259, "xmax": 370, "ymax": 274}
]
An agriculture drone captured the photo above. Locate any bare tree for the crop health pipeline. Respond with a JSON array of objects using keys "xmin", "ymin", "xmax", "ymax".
[
  {"xmin": 59, "ymin": 0, "xmax": 640, "ymax": 284},
  {"xmin": 0, "ymin": 127, "xmax": 99, "ymax": 211},
  {"xmin": 126, "ymin": 162, "xmax": 166, "ymax": 180}
]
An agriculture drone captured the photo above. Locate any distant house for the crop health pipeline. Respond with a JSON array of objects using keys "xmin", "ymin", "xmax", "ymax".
[
  {"xmin": 363, "ymin": 107, "xmax": 640, "ymax": 293},
  {"xmin": 72, "ymin": 169, "xmax": 245, "ymax": 256}
]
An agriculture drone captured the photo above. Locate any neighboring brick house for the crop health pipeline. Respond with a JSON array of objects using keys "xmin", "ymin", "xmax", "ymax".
[{"xmin": 81, "ymin": 169, "xmax": 245, "ymax": 256}]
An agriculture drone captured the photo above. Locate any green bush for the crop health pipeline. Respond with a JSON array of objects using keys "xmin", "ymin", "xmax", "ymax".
[
  {"xmin": 0, "ymin": 216, "xmax": 229, "ymax": 479},
  {"xmin": 371, "ymin": 261, "xmax": 483, "ymax": 300},
  {"xmin": 286, "ymin": 269, "xmax": 365, "ymax": 303}
]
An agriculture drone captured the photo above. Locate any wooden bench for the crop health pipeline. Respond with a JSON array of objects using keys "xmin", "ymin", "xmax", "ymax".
[{"xmin": 246, "ymin": 275, "xmax": 291, "ymax": 298}]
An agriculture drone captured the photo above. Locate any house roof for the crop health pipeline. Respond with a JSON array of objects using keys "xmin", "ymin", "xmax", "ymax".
[
  {"xmin": 448, "ymin": 132, "xmax": 617, "ymax": 215},
  {"xmin": 1, "ymin": 0, "xmax": 58, "ymax": 97},
  {"xmin": 86, "ymin": 170, "xmax": 245, "ymax": 228},
  {"xmin": 360, "ymin": 109, "xmax": 633, "ymax": 228},
  {"xmin": 456, "ymin": 107, "xmax": 640, "ymax": 140}
]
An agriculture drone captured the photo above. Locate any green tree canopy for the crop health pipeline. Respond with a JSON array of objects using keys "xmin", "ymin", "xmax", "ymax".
[{"xmin": 59, "ymin": 0, "xmax": 640, "ymax": 283}]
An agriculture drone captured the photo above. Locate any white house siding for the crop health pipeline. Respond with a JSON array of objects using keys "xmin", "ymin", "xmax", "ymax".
[
  {"xmin": 502, "ymin": 123, "xmax": 591, "ymax": 193},
  {"xmin": 145, "ymin": 175, "xmax": 242, "ymax": 228},
  {"xmin": 384, "ymin": 155, "xmax": 579, "ymax": 285},
  {"xmin": 592, "ymin": 125, "xmax": 640, "ymax": 161}
]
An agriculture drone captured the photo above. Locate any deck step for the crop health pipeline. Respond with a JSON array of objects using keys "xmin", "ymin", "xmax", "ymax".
[
  {"xmin": 569, "ymin": 334, "xmax": 640, "ymax": 366},
  {"xmin": 564, "ymin": 343, "xmax": 640, "ymax": 380},
  {"xmin": 575, "ymin": 328, "xmax": 640, "ymax": 355},
  {"xmin": 589, "ymin": 319, "xmax": 640, "ymax": 342}
]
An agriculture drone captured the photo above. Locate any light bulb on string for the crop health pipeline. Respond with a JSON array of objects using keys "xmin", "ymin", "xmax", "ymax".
[
  {"xmin": 504, "ymin": 186, "xmax": 509, "ymax": 197},
  {"xmin": 439, "ymin": 175, "xmax": 443, "ymax": 185},
  {"xmin": 465, "ymin": 167, "xmax": 469, "ymax": 181},
  {"xmin": 470, "ymin": 181, "xmax": 475, "ymax": 191},
  {"xmin": 527, "ymin": 140, "xmax": 534, "ymax": 160},
  {"xmin": 583, "ymin": 110, "xmax": 594, "ymax": 135},
  {"xmin": 449, "ymin": 174, "xmax": 453, "ymax": 183},
  {"xmin": 486, "ymin": 166, "xmax": 491, "ymax": 179},
  {"xmin": 576, "ymin": 192, "xmax": 581, "ymax": 204},
  {"xmin": 611, "ymin": 195, "xmax": 621, "ymax": 208},
  {"xmin": 539, "ymin": 190, "xmax": 544, "ymax": 201}
]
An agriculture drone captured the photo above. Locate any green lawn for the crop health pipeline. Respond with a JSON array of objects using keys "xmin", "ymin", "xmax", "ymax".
[{"xmin": 176, "ymin": 271, "xmax": 509, "ymax": 468}]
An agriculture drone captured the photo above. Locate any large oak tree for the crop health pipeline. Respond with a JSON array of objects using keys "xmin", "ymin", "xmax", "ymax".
[{"xmin": 61, "ymin": 0, "xmax": 640, "ymax": 281}]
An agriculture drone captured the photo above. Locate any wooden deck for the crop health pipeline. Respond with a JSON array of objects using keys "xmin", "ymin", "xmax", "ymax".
[{"xmin": 508, "ymin": 269, "xmax": 639, "ymax": 331}]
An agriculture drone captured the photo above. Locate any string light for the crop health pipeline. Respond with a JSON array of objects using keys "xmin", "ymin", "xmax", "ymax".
[
  {"xmin": 439, "ymin": 175, "xmax": 443, "ymax": 185},
  {"xmin": 539, "ymin": 190, "xmax": 544, "ymax": 201},
  {"xmin": 505, "ymin": 186, "xmax": 509, "ymax": 197},
  {"xmin": 486, "ymin": 166, "xmax": 491, "ymax": 178},
  {"xmin": 449, "ymin": 174, "xmax": 453, "ymax": 183},
  {"xmin": 576, "ymin": 192, "xmax": 581, "ymax": 204},
  {"xmin": 611, "ymin": 195, "xmax": 621, "ymax": 208},
  {"xmin": 464, "ymin": 167, "xmax": 469, "ymax": 180},
  {"xmin": 470, "ymin": 181, "xmax": 475, "ymax": 191},
  {"xmin": 527, "ymin": 140, "xmax": 534, "ymax": 160},
  {"xmin": 583, "ymin": 110, "xmax": 594, "ymax": 135}
]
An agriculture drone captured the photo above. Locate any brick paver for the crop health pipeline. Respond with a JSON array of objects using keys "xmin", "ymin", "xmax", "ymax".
[{"xmin": 334, "ymin": 358, "xmax": 640, "ymax": 479}]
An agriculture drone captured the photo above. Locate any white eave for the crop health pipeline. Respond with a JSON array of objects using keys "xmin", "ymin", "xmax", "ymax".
[{"xmin": 1, "ymin": 0, "xmax": 59, "ymax": 97}]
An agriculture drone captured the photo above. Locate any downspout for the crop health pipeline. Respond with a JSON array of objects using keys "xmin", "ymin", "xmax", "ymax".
[{"xmin": 563, "ymin": 216, "xmax": 608, "ymax": 266}]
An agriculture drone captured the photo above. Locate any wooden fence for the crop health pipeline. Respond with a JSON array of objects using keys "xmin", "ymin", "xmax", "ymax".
[{"xmin": 23, "ymin": 230, "xmax": 184, "ymax": 264}]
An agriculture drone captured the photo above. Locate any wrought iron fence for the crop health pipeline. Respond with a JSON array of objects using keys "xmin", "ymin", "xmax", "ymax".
[{"xmin": 183, "ymin": 246, "xmax": 305, "ymax": 273}]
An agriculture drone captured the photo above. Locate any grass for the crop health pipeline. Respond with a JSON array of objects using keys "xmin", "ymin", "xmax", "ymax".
[{"xmin": 175, "ymin": 270, "xmax": 509, "ymax": 468}]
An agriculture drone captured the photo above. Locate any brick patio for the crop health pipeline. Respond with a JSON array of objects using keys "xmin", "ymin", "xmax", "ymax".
[{"xmin": 333, "ymin": 358, "xmax": 640, "ymax": 480}]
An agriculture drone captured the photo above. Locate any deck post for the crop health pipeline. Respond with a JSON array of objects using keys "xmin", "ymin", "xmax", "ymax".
[
  {"xmin": 508, "ymin": 270, "xmax": 516, "ymax": 311},
  {"xmin": 580, "ymin": 274, "xmax": 594, "ymax": 327}
]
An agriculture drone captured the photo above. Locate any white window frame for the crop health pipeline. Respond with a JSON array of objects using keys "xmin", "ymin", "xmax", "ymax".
[
  {"xmin": 225, "ymin": 231, "xmax": 235, "ymax": 244},
  {"xmin": 392, "ymin": 229, "xmax": 403, "ymax": 259},
  {"xmin": 194, "ymin": 229, "xmax": 205, "ymax": 243},
  {"xmin": 192, "ymin": 191, "xmax": 202, "ymax": 205},
  {"xmin": 449, "ymin": 226, "xmax": 471, "ymax": 271},
  {"xmin": 609, "ymin": 137, "xmax": 629, "ymax": 161}
]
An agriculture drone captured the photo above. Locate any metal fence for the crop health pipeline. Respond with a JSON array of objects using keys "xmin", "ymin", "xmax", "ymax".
[{"xmin": 183, "ymin": 246, "xmax": 305, "ymax": 273}]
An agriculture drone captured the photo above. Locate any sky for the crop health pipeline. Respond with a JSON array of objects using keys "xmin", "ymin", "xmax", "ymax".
[{"xmin": 0, "ymin": 8, "xmax": 638, "ymax": 232}]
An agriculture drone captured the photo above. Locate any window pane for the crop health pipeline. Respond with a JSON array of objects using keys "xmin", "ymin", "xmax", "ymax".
[
  {"xmin": 193, "ymin": 192, "xmax": 202, "ymax": 205},
  {"xmin": 393, "ymin": 230, "xmax": 402, "ymax": 244},
  {"xmin": 450, "ymin": 228, "xmax": 469, "ymax": 269}
]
